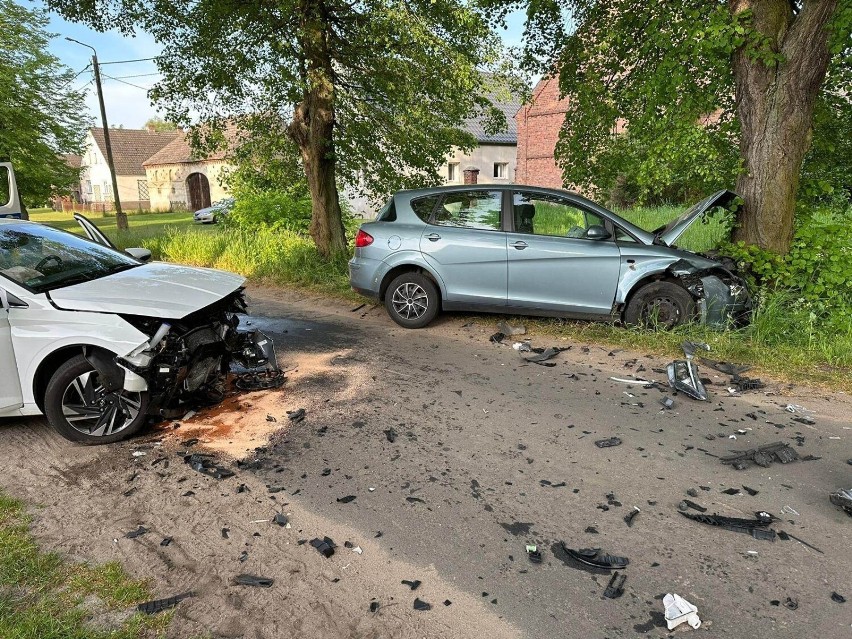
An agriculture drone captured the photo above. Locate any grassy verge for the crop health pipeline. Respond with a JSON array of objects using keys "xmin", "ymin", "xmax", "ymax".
[{"xmin": 0, "ymin": 491, "xmax": 170, "ymax": 638}]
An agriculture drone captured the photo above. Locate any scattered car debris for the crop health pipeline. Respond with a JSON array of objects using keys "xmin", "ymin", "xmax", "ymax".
[
  {"xmin": 402, "ymin": 579, "xmax": 422, "ymax": 591},
  {"xmin": 678, "ymin": 500, "xmax": 707, "ymax": 513},
  {"xmin": 384, "ymin": 428, "xmax": 397, "ymax": 443},
  {"xmin": 660, "ymin": 396, "xmax": 674, "ymax": 410},
  {"xmin": 603, "ymin": 573, "xmax": 626, "ymax": 599},
  {"xmin": 742, "ymin": 485, "xmax": 759, "ymax": 496},
  {"xmin": 623, "ymin": 506, "xmax": 640, "ymax": 527},
  {"xmin": 732, "ymin": 375, "xmax": 765, "ymax": 391},
  {"xmin": 722, "ymin": 488, "xmax": 741, "ymax": 495},
  {"xmin": 413, "ymin": 598, "xmax": 432, "ymax": 611},
  {"xmin": 663, "ymin": 593, "xmax": 701, "ymax": 630},
  {"xmin": 125, "ymin": 525, "xmax": 149, "ymax": 539},
  {"xmin": 351, "ymin": 303, "xmax": 366, "ymax": 313},
  {"xmin": 700, "ymin": 358, "xmax": 750, "ymax": 377},
  {"xmin": 273, "ymin": 513, "xmax": 289, "ymax": 527},
  {"xmin": 512, "ymin": 341, "xmax": 532, "ymax": 352},
  {"xmin": 595, "ymin": 437, "xmax": 622, "ymax": 448},
  {"xmin": 232, "ymin": 574, "xmax": 274, "ymax": 587},
  {"xmin": 287, "ymin": 408, "xmax": 306, "ymax": 423},
  {"xmin": 560, "ymin": 544, "xmax": 629, "ymax": 570},
  {"xmin": 132, "ymin": 451, "xmax": 147, "ymax": 458},
  {"xmin": 184, "ymin": 453, "xmax": 235, "ymax": 479},
  {"xmin": 160, "ymin": 536, "xmax": 173, "ymax": 547},
  {"xmin": 829, "ymin": 488, "xmax": 852, "ymax": 517},
  {"xmin": 337, "ymin": 495, "xmax": 356, "ymax": 504},
  {"xmin": 831, "ymin": 592, "xmax": 846, "ymax": 604},
  {"xmin": 136, "ymin": 591, "xmax": 194, "ymax": 615},
  {"xmin": 679, "ymin": 510, "xmax": 776, "ymax": 540},
  {"xmin": 667, "ymin": 360, "xmax": 708, "ymax": 401},
  {"xmin": 489, "ymin": 332, "xmax": 506, "ymax": 344},
  {"xmin": 526, "ymin": 544, "xmax": 542, "ymax": 564},
  {"xmin": 609, "ymin": 377, "xmax": 654, "ymax": 385},
  {"xmin": 497, "ymin": 320, "xmax": 526, "ymax": 336},
  {"xmin": 369, "ymin": 600, "xmax": 380, "ymax": 613},
  {"xmin": 720, "ymin": 441, "xmax": 820, "ymax": 470},
  {"xmin": 681, "ymin": 341, "xmax": 710, "ymax": 359},
  {"xmin": 778, "ymin": 531, "xmax": 824, "ymax": 554},
  {"xmin": 310, "ymin": 536, "xmax": 336, "ymax": 558},
  {"xmin": 239, "ymin": 551, "xmax": 249, "ymax": 562},
  {"xmin": 784, "ymin": 597, "xmax": 799, "ymax": 610},
  {"xmin": 234, "ymin": 370, "xmax": 286, "ymax": 391},
  {"xmin": 521, "ymin": 347, "xmax": 565, "ymax": 367}
]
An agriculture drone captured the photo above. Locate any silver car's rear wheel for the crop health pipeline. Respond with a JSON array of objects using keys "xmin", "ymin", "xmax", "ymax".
[
  {"xmin": 384, "ymin": 272, "xmax": 440, "ymax": 328},
  {"xmin": 44, "ymin": 354, "xmax": 150, "ymax": 444}
]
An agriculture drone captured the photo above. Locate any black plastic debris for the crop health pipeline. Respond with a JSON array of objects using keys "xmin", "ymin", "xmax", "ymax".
[
  {"xmin": 679, "ymin": 510, "xmax": 776, "ymax": 541},
  {"xmin": 384, "ymin": 428, "xmax": 397, "ymax": 443},
  {"xmin": 369, "ymin": 601, "xmax": 380, "ymax": 613},
  {"xmin": 829, "ymin": 489, "xmax": 852, "ymax": 517},
  {"xmin": 406, "ymin": 496, "xmax": 425, "ymax": 504},
  {"xmin": 321, "ymin": 468, "xmax": 332, "ymax": 476},
  {"xmin": 337, "ymin": 495, "xmax": 356, "ymax": 504},
  {"xmin": 732, "ymin": 375, "xmax": 764, "ymax": 391},
  {"xmin": 681, "ymin": 340, "xmax": 710, "ymax": 358},
  {"xmin": 720, "ymin": 441, "xmax": 819, "ymax": 470},
  {"xmin": 595, "ymin": 437, "xmax": 622, "ymax": 448},
  {"xmin": 521, "ymin": 347, "xmax": 564, "ymax": 367},
  {"xmin": 623, "ymin": 507, "xmax": 640, "ymax": 527},
  {"xmin": 310, "ymin": 536, "xmax": 336, "ymax": 558},
  {"xmin": 351, "ymin": 303, "xmax": 366, "ymax": 313},
  {"xmin": 526, "ymin": 544, "xmax": 542, "ymax": 563},
  {"xmin": 660, "ymin": 396, "xmax": 674, "ymax": 410},
  {"xmin": 287, "ymin": 408, "xmax": 306, "ymax": 423},
  {"xmin": 181, "ymin": 438, "xmax": 200, "ymax": 447},
  {"xmin": 584, "ymin": 526, "xmax": 599, "ymax": 534},
  {"xmin": 266, "ymin": 414, "xmax": 277, "ymax": 422},
  {"xmin": 222, "ymin": 527, "xmax": 230, "ymax": 539},
  {"xmin": 136, "ymin": 591, "xmax": 194, "ymax": 615},
  {"xmin": 678, "ymin": 500, "xmax": 708, "ymax": 513},
  {"xmin": 784, "ymin": 597, "xmax": 799, "ymax": 610},
  {"xmin": 603, "ymin": 573, "xmax": 626, "ymax": 599},
  {"xmin": 444, "ymin": 599, "xmax": 452, "ymax": 606},
  {"xmin": 832, "ymin": 592, "xmax": 846, "ymax": 604},
  {"xmin": 239, "ymin": 551, "xmax": 249, "ymax": 562},
  {"xmin": 561, "ymin": 544, "xmax": 629, "ymax": 570},
  {"xmin": 184, "ymin": 453, "xmax": 235, "ymax": 479},
  {"xmin": 699, "ymin": 358, "xmax": 750, "ymax": 377},
  {"xmin": 777, "ymin": 531, "xmax": 824, "ymax": 554},
  {"xmin": 402, "ymin": 579, "xmax": 422, "ymax": 591},
  {"xmin": 235, "ymin": 370, "xmax": 286, "ymax": 391},
  {"xmin": 413, "ymin": 598, "xmax": 432, "ymax": 611},
  {"xmin": 489, "ymin": 332, "xmax": 506, "ymax": 344},
  {"xmin": 160, "ymin": 536, "xmax": 173, "ymax": 547},
  {"xmin": 125, "ymin": 525, "xmax": 149, "ymax": 539},
  {"xmin": 233, "ymin": 574, "xmax": 274, "ymax": 587},
  {"xmin": 722, "ymin": 488, "xmax": 741, "ymax": 495},
  {"xmin": 236, "ymin": 483, "xmax": 249, "ymax": 493},
  {"xmin": 667, "ymin": 360, "xmax": 708, "ymax": 401},
  {"xmin": 742, "ymin": 485, "xmax": 759, "ymax": 496},
  {"xmin": 273, "ymin": 513, "xmax": 288, "ymax": 527}
]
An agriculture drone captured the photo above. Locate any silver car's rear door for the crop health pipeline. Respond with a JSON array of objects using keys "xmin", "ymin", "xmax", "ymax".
[
  {"xmin": 507, "ymin": 190, "xmax": 620, "ymax": 315},
  {"xmin": 419, "ymin": 189, "xmax": 508, "ymax": 307}
]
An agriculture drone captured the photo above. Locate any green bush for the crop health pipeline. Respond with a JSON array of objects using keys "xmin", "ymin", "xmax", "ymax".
[{"xmin": 226, "ymin": 190, "xmax": 314, "ymax": 233}]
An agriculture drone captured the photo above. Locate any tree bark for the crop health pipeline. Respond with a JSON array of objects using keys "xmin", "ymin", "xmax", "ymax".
[
  {"xmin": 287, "ymin": 0, "xmax": 347, "ymax": 258},
  {"xmin": 730, "ymin": 0, "xmax": 838, "ymax": 253}
]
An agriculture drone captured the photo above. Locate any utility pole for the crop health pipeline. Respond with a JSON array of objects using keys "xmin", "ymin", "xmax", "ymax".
[{"xmin": 66, "ymin": 37, "xmax": 128, "ymax": 231}]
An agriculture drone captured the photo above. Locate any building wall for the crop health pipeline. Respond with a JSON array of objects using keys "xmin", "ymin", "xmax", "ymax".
[
  {"xmin": 440, "ymin": 144, "xmax": 517, "ymax": 185},
  {"xmin": 146, "ymin": 161, "xmax": 232, "ymax": 211},
  {"xmin": 514, "ymin": 76, "xmax": 570, "ymax": 189},
  {"xmin": 78, "ymin": 131, "xmax": 150, "ymax": 208}
]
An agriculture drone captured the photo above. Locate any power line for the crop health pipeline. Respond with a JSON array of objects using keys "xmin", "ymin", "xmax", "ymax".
[
  {"xmin": 101, "ymin": 73, "xmax": 151, "ymax": 91},
  {"xmin": 59, "ymin": 64, "xmax": 92, "ymax": 91},
  {"xmin": 98, "ymin": 56, "xmax": 158, "ymax": 65},
  {"xmin": 110, "ymin": 71, "xmax": 161, "ymax": 79}
]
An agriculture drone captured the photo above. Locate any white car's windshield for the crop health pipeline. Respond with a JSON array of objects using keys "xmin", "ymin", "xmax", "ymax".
[{"xmin": 0, "ymin": 223, "xmax": 140, "ymax": 293}]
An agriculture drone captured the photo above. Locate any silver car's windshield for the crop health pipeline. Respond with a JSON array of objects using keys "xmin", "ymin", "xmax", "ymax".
[{"xmin": 0, "ymin": 223, "xmax": 139, "ymax": 293}]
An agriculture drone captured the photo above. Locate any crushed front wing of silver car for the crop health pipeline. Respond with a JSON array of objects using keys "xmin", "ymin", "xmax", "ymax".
[{"xmin": 665, "ymin": 259, "xmax": 751, "ymax": 328}]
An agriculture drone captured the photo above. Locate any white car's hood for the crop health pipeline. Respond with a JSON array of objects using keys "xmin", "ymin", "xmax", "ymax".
[{"xmin": 48, "ymin": 262, "xmax": 246, "ymax": 319}]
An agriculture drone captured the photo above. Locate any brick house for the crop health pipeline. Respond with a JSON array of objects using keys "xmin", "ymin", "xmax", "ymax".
[
  {"xmin": 514, "ymin": 75, "xmax": 570, "ymax": 189},
  {"xmin": 78, "ymin": 127, "xmax": 181, "ymax": 211}
]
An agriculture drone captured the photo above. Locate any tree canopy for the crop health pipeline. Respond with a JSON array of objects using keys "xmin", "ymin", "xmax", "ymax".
[
  {"xmin": 0, "ymin": 0, "xmax": 90, "ymax": 207},
  {"xmin": 143, "ymin": 116, "xmax": 177, "ymax": 132},
  {"xmin": 49, "ymin": 0, "xmax": 514, "ymax": 255},
  {"xmin": 482, "ymin": 0, "xmax": 851, "ymax": 252}
]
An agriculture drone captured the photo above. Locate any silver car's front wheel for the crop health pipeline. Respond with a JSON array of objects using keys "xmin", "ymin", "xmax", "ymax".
[
  {"xmin": 384, "ymin": 272, "xmax": 440, "ymax": 329},
  {"xmin": 44, "ymin": 354, "xmax": 150, "ymax": 444}
]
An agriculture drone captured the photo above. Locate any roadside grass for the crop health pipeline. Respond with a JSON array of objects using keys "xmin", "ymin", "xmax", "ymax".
[{"xmin": 0, "ymin": 490, "xmax": 170, "ymax": 638}]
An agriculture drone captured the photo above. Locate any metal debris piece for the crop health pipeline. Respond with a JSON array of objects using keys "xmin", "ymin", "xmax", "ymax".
[
  {"xmin": 137, "ymin": 591, "xmax": 194, "ymax": 615},
  {"xmin": 720, "ymin": 441, "xmax": 819, "ymax": 470},
  {"xmin": 233, "ymin": 574, "xmax": 274, "ymax": 587},
  {"xmin": 561, "ymin": 544, "xmax": 629, "ymax": 570},
  {"xmin": 829, "ymin": 488, "xmax": 852, "ymax": 517},
  {"xmin": 667, "ymin": 360, "xmax": 708, "ymax": 401},
  {"xmin": 184, "ymin": 453, "xmax": 235, "ymax": 479},
  {"xmin": 660, "ymin": 396, "xmax": 674, "ymax": 409},
  {"xmin": 664, "ymin": 593, "xmax": 701, "ymax": 630},
  {"xmin": 234, "ymin": 370, "xmax": 286, "ymax": 391},
  {"xmin": 679, "ymin": 510, "xmax": 776, "ymax": 540},
  {"xmin": 595, "ymin": 437, "xmax": 622, "ymax": 448},
  {"xmin": 603, "ymin": 573, "xmax": 626, "ymax": 599}
]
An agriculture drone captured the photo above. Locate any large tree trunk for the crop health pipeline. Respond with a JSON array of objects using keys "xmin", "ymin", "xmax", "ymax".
[
  {"xmin": 288, "ymin": 0, "xmax": 347, "ymax": 258},
  {"xmin": 730, "ymin": 0, "xmax": 838, "ymax": 253}
]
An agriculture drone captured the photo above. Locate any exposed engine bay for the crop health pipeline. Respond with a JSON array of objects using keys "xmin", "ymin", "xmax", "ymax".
[{"xmin": 112, "ymin": 289, "xmax": 279, "ymax": 419}]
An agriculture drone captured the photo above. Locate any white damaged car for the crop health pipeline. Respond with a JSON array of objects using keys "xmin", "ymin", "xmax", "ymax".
[{"xmin": 0, "ymin": 214, "xmax": 276, "ymax": 444}]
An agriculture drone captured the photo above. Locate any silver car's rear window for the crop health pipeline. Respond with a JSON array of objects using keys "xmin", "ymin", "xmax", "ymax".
[{"xmin": 411, "ymin": 195, "xmax": 440, "ymax": 222}]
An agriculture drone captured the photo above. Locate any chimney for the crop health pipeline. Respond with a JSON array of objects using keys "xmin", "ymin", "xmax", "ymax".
[{"xmin": 463, "ymin": 166, "xmax": 480, "ymax": 185}]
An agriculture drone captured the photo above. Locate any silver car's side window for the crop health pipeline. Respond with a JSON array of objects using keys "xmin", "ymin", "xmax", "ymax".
[
  {"xmin": 512, "ymin": 192, "xmax": 605, "ymax": 239},
  {"xmin": 433, "ymin": 191, "xmax": 503, "ymax": 231},
  {"xmin": 0, "ymin": 167, "xmax": 10, "ymax": 207}
]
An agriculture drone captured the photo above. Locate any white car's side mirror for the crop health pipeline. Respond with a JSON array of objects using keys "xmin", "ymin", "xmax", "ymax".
[{"xmin": 125, "ymin": 247, "xmax": 152, "ymax": 262}]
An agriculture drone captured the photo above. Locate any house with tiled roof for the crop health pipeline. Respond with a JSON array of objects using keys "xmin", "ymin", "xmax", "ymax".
[
  {"xmin": 142, "ymin": 133, "xmax": 233, "ymax": 212},
  {"xmin": 79, "ymin": 127, "xmax": 181, "ymax": 210}
]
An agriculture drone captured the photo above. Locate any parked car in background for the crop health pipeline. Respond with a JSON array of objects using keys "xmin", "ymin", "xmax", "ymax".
[
  {"xmin": 349, "ymin": 185, "xmax": 750, "ymax": 329},
  {"xmin": 194, "ymin": 197, "xmax": 235, "ymax": 224}
]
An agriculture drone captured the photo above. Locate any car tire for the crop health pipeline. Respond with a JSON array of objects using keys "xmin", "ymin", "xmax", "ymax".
[
  {"xmin": 384, "ymin": 272, "xmax": 440, "ymax": 329},
  {"xmin": 43, "ymin": 354, "xmax": 150, "ymax": 445},
  {"xmin": 624, "ymin": 281, "xmax": 696, "ymax": 329}
]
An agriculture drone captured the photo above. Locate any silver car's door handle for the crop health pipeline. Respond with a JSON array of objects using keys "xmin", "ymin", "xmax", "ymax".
[
  {"xmin": 512, "ymin": 241, "xmax": 528, "ymax": 250},
  {"xmin": 425, "ymin": 233, "xmax": 441, "ymax": 242}
]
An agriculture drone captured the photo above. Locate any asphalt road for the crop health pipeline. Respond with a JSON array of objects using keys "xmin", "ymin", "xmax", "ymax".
[{"xmin": 1, "ymin": 285, "xmax": 850, "ymax": 638}]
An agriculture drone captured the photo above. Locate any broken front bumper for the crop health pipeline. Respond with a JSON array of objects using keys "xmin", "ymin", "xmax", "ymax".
[{"xmin": 666, "ymin": 259, "xmax": 752, "ymax": 328}]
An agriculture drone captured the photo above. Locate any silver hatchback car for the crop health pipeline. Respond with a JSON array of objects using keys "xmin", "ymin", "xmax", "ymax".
[{"xmin": 349, "ymin": 185, "xmax": 750, "ymax": 329}]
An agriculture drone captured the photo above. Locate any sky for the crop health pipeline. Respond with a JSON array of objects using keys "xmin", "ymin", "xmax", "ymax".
[{"xmin": 36, "ymin": 1, "xmax": 528, "ymax": 130}]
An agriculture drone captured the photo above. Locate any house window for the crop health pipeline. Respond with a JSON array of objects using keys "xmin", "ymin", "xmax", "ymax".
[
  {"xmin": 447, "ymin": 162, "xmax": 460, "ymax": 182},
  {"xmin": 493, "ymin": 162, "xmax": 508, "ymax": 179},
  {"xmin": 137, "ymin": 180, "xmax": 149, "ymax": 200},
  {"xmin": 85, "ymin": 180, "xmax": 92, "ymax": 194}
]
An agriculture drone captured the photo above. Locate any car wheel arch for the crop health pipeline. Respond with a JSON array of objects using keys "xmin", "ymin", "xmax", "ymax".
[
  {"xmin": 621, "ymin": 275, "xmax": 689, "ymax": 319},
  {"xmin": 379, "ymin": 265, "xmax": 444, "ymax": 304},
  {"xmin": 32, "ymin": 344, "xmax": 122, "ymax": 412}
]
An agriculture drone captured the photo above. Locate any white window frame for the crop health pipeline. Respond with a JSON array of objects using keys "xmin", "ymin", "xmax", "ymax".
[
  {"xmin": 447, "ymin": 162, "xmax": 460, "ymax": 183},
  {"xmin": 493, "ymin": 162, "xmax": 508, "ymax": 179}
]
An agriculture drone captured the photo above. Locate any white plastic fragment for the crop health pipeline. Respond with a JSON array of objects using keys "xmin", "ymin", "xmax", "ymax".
[
  {"xmin": 663, "ymin": 593, "xmax": 701, "ymax": 630},
  {"xmin": 352, "ymin": 546, "xmax": 363, "ymax": 554},
  {"xmin": 609, "ymin": 377, "xmax": 653, "ymax": 384},
  {"xmin": 512, "ymin": 342, "xmax": 532, "ymax": 352},
  {"xmin": 132, "ymin": 451, "xmax": 146, "ymax": 457}
]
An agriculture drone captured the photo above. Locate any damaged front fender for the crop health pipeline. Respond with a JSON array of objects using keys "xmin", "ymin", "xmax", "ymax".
[{"xmin": 664, "ymin": 259, "xmax": 751, "ymax": 328}]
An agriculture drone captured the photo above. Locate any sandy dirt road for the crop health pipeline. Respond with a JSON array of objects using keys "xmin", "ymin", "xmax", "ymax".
[{"xmin": 1, "ymin": 285, "xmax": 850, "ymax": 638}]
